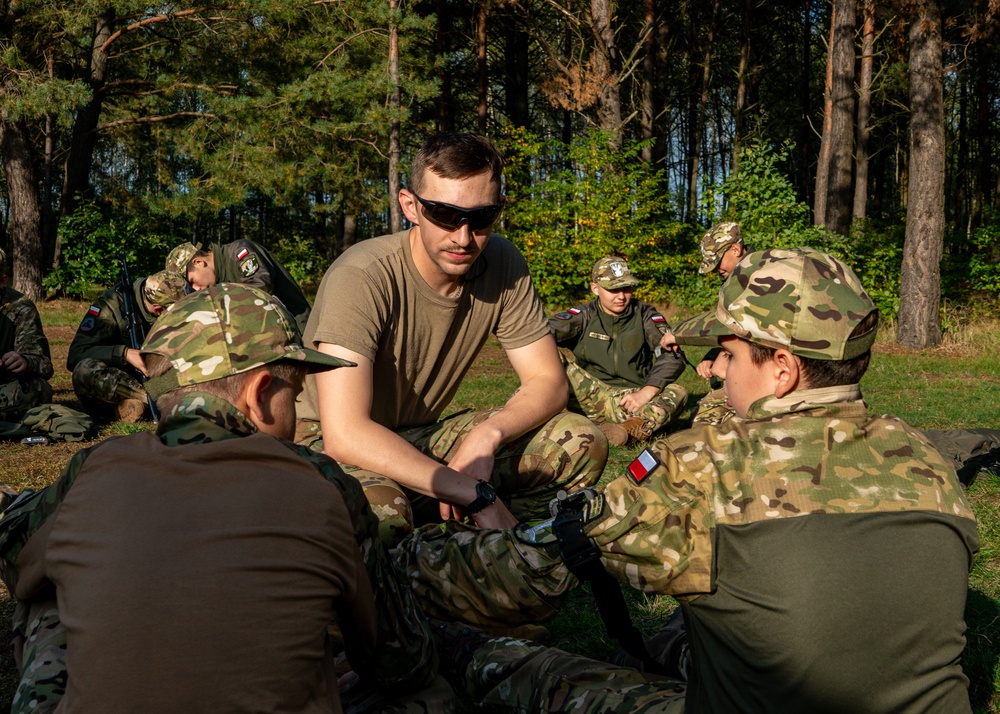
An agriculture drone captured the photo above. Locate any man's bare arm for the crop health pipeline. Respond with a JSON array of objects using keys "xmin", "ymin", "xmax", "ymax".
[
  {"xmin": 445, "ymin": 334, "xmax": 569, "ymax": 484},
  {"xmin": 313, "ymin": 342, "xmax": 517, "ymax": 528}
]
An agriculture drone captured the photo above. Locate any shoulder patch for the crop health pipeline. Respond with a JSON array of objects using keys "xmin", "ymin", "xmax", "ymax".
[
  {"xmin": 554, "ymin": 312, "xmax": 572, "ymax": 320},
  {"xmin": 651, "ymin": 314, "xmax": 666, "ymax": 323},
  {"xmin": 240, "ymin": 255, "xmax": 259, "ymax": 277},
  {"xmin": 626, "ymin": 449, "xmax": 660, "ymax": 485},
  {"xmin": 79, "ymin": 305, "xmax": 101, "ymax": 333},
  {"xmin": 568, "ymin": 307, "xmax": 582, "ymax": 315},
  {"xmin": 236, "ymin": 247, "xmax": 250, "ymax": 261}
]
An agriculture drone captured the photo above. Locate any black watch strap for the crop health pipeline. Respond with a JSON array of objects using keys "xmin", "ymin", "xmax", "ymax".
[{"xmin": 463, "ymin": 480, "xmax": 496, "ymax": 515}]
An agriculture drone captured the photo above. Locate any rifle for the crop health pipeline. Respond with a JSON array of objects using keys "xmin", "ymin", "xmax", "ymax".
[{"xmin": 116, "ymin": 253, "xmax": 159, "ymax": 423}]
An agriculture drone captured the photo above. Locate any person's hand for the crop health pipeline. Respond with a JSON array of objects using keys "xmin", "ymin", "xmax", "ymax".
[
  {"xmin": 659, "ymin": 331, "xmax": 679, "ymax": 352},
  {"xmin": 619, "ymin": 387, "xmax": 656, "ymax": 413},
  {"xmin": 469, "ymin": 499, "xmax": 519, "ymax": 530},
  {"xmin": 1, "ymin": 351, "xmax": 28, "ymax": 374},
  {"xmin": 696, "ymin": 359, "xmax": 714, "ymax": 380},
  {"xmin": 124, "ymin": 348, "xmax": 148, "ymax": 377}
]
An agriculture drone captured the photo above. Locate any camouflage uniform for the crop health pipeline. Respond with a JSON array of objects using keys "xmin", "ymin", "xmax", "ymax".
[
  {"xmin": 696, "ymin": 221, "xmax": 743, "ymax": 275},
  {"xmin": 0, "ymin": 285, "xmax": 54, "ymax": 420},
  {"xmin": 394, "ymin": 249, "xmax": 980, "ymax": 713},
  {"xmin": 0, "ymin": 284, "xmax": 441, "ymax": 713},
  {"xmin": 168, "ymin": 239, "xmax": 311, "ymax": 336},
  {"xmin": 65, "ymin": 272, "xmax": 185, "ymax": 410}
]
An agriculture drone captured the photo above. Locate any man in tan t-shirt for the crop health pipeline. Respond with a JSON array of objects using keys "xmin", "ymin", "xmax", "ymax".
[{"xmin": 297, "ymin": 132, "xmax": 607, "ymax": 546}]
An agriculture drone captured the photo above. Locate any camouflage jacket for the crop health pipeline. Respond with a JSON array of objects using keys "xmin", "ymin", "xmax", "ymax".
[
  {"xmin": 66, "ymin": 279, "xmax": 156, "ymax": 373},
  {"xmin": 586, "ymin": 384, "xmax": 978, "ymax": 593},
  {"xmin": 0, "ymin": 392, "xmax": 436, "ymax": 692},
  {"xmin": 548, "ymin": 299, "xmax": 685, "ymax": 390},
  {"xmin": 211, "ymin": 240, "xmax": 311, "ymax": 334},
  {"xmin": 0, "ymin": 286, "xmax": 53, "ymax": 381}
]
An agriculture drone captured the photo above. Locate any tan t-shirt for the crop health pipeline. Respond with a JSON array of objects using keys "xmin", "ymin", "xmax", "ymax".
[
  {"xmin": 299, "ymin": 230, "xmax": 548, "ymax": 430},
  {"xmin": 17, "ymin": 433, "xmax": 375, "ymax": 713}
]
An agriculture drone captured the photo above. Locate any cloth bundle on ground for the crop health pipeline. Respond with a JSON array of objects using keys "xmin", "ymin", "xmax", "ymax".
[{"xmin": 0, "ymin": 404, "xmax": 96, "ymax": 443}]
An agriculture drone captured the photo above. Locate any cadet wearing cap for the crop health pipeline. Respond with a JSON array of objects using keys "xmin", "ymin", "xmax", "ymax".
[
  {"xmin": 67, "ymin": 270, "xmax": 187, "ymax": 423},
  {"xmin": 394, "ymin": 247, "xmax": 979, "ymax": 713},
  {"xmin": 0, "ymin": 284, "xmax": 439, "ymax": 714},
  {"xmin": 167, "ymin": 239, "xmax": 312, "ymax": 336},
  {"xmin": 548, "ymin": 256, "xmax": 688, "ymax": 446},
  {"xmin": 0, "ymin": 248, "xmax": 54, "ymax": 420}
]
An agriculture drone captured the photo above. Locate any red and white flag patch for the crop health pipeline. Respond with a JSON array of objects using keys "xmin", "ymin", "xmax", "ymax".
[
  {"xmin": 568, "ymin": 307, "xmax": 582, "ymax": 315},
  {"xmin": 626, "ymin": 449, "xmax": 660, "ymax": 484},
  {"xmin": 652, "ymin": 314, "xmax": 666, "ymax": 323},
  {"xmin": 236, "ymin": 247, "xmax": 250, "ymax": 261},
  {"xmin": 87, "ymin": 305, "xmax": 101, "ymax": 317}
]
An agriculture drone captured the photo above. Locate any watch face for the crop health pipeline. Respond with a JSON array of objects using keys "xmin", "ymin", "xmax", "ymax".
[{"xmin": 476, "ymin": 480, "xmax": 497, "ymax": 503}]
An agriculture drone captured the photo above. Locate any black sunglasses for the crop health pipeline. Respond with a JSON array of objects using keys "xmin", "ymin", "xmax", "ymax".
[{"xmin": 412, "ymin": 192, "xmax": 506, "ymax": 231}]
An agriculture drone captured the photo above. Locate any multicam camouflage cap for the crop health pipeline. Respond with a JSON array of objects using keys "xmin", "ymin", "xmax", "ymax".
[
  {"xmin": 142, "ymin": 270, "xmax": 189, "ymax": 310},
  {"xmin": 671, "ymin": 247, "xmax": 878, "ymax": 360},
  {"xmin": 698, "ymin": 221, "xmax": 743, "ymax": 274},
  {"xmin": 164, "ymin": 242, "xmax": 201, "ymax": 275},
  {"xmin": 591, "ymin": 257, "xmax": 639, "ymax": 289},
  {"xmin": 140, "ymin": 283, "xmax": 353, "ymax": 400}
]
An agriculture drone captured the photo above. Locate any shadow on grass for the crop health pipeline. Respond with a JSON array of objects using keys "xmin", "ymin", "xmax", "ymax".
[{"xmin": 967, "ymin": 589, "xmax": 1000, "ymax": 711}]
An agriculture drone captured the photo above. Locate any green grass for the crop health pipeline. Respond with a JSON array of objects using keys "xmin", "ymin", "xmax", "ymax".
[{"xmin": 1, "ymin": 301, "xmax": 999, "ymax": 710}]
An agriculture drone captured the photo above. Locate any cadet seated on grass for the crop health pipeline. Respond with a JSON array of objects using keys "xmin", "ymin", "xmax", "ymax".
[
  {"xmin": 66, "ymin": 270, "xmax": 187, "ymax": 423},
  {"xmin": 0, "ymin": 284, "xmax": 439, "ymax": 714},
  {"xmin": 0, "ymin": 248, "xmax": 54, "ymax": 421},
  {"xmin": 165, "ymin": 238, "xmax": 312, "ymax": 336},
  {"xmin": 548, "ymin": 256, "xmax": 688, "ymax": 446},
  {"xmin": 395, "ymin": 247, "xmax": 980, "ymax": 714}
]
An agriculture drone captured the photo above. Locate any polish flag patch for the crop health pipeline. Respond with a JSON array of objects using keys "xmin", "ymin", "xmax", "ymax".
[
  {"xmin": 87, "ymin": 306, "xmax": 101, "ymax": 317},
  {"xmin": 568, "ymin": 307, "xmax": 582, "ymax": 315},
  {"xmin": 652, "ymin": 314, "xmax": 666, "ymax": 323},
  {"xmin": 236, "ymin": 247, "xmax": 250, "ymax": 260},
  {"xmin": 626, "ymin": 449, "xmax": 660, "ymax": 485}
]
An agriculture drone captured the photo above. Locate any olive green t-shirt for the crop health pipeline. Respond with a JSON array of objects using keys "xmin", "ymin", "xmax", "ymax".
[{"xmin": 298, "ymin": 230, "xmax": 547, "ymax": 430}]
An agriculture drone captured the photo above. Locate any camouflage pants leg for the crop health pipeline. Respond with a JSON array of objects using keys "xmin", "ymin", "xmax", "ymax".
[
  {"xmin": 313, "ymin": 410, "xmax": 607, "ymax": 548},
  {"xmin": 10, "ymin": 598, "xmax": 67, "ymax": 714},
  {"xmin": 456, "ymin": 637, "xmax": 686, "ymax": 713},
  {"xmin": 0, "ymin": 377, "xmax": 53, "ymax": 421},
  {"xmin": 71, "ymin": 358, "xmax": 145, "ymax": 406},
  {"xmin": 564, "ymin": 362, "xmax": 687, "ymax": 436},
  {"xmin": 392, "ymin": 519, "xmax": 575, "ymax": 630},
  {"xmin": 690, "ymin": 386, "xmax": 735, "ymax": 427}
]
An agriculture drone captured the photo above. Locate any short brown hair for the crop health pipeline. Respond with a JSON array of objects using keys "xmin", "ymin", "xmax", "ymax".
[
  {"xmin": 747, "ymin": 310, "xmax": 879, "ymax": 388},
  {"xmin": 409, "ymin": 133, "xmax": 503, "ymax": 196}
]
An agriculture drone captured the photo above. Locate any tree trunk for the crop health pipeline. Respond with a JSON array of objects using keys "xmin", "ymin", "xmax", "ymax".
[
  {"xmin": 820, "ymin": 0, "xmax": 855, "ymax": 235},
  {"xmin": 0, "ymin": 119, "xmax": 44, "ymax": 300},
  {"xmin": 973, "ymin": 47, "xmax": 991, "ymax": 226},
  {"xmin": 687, "ymin": 0, "xmax": 719, "ymax": 222},
  {"xmin": 61, "ymin": 10, "xmax": 115, "ymax": 220},
  {"xmin": 853, "ymin": 0, "xmax": 874, "ymax": 222},
  {"xmin": 477, "ymin": 0, "xmax": 489, "ymax": 133},
  {"xmin": 898, "ymin": 0, "xmax": 944, "ymax": 350},
  {"xmin": 591, "ymin": 0, "xmax": 622, "ymax": 148},
  {"xmin": 813, "ymin": 2, "xmax": 836, "ymax": 226},
  {"xmin": 388, "ymin": 0, "xmax": 403, "ymax": 233},
  {"xmin": 733, "ymin": 0, "xmax": 752, "ymax": 175},
  {"xmin": 800, "ymin": 0, "xmax": 813, "ymax": 207},
  {"xmin": 640, "ymin": 0, "xmax": 656, "ymax": 164},
  {"xmin": 504, "ymin": 17, "xmax": 530, "ymax": 128}
]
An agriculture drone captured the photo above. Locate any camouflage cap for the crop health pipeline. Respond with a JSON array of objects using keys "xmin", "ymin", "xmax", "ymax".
[
  {"xmin": 698, "ymin": 222, "xmax": 743, "ymax": 274},
  {"xmin": 672, "ymin": 247, "xmax": 878, "ymax": 360},
  {"xmin": 140, "ymin": 283, "xmax": 353, "ymax": 400},
  {"xmin": 0, "ymin": 248, "xmax": 6, "ymax": 275},
  {"xmin": 591, "ymin": 257, "xmax": 639, "ymax": 289},
  {"xmin": 142, "ymin": 270, "xmax": 189, "ymax": 310},
  {"xmin": 164, "ymin": 242, "xmax": 201, "ymax": 275}
]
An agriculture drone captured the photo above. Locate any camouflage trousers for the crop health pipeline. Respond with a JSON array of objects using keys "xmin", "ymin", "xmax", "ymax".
[
  {"xmin": 70, "ymin": 358, "xmax": 145, "ymax": 406},
  {"xmin": 0, "ymin": 376, "xmax": 52, "ymax": 421},
  {"xmin": 453, "ymin": 636, "xmax": 686, "ymax": 713},
  {"xmin": 10, "ymin": 598, "xmax": 66, "ymax": 714},
  {"xmin": 298, "ymin": 410, "xmax": 607, "ymax": 548},
  {"xmin": 690, "ymin": 386, "xmax": 735, "ymax": 427},
  {"xmin": 564, "ymin": 362, "xmax": 687, "ymax": 436}
]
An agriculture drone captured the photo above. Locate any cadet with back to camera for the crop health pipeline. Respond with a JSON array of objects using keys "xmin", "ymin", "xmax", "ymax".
[{"xmin": 0, "ymin": 248, "xmax": 53, "ymax": 421}]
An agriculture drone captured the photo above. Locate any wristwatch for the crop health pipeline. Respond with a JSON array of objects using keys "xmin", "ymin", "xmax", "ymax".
[{"xmin": 463, "ymin": 480, "xmax": 497, "ymax": 515}]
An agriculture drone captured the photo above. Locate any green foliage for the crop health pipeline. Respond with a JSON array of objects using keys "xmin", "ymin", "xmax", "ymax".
[
  {"xmin": 267, "ymin": 235, "xmax": 325, "ymax": 287},
  {"xmin": 500, "ymin": 128, "xmax": 688, "ymax": 308},
  {"xmin": 43, "ymin": 203, "xmax": 173, "ymax": 298},
  {"xmin": 846, "ymin": 220, "xmax": 905, "ymax": 319},
  {"xmin": 967, "ymin": 220, "xmax": 1000, "ymax": 293}
]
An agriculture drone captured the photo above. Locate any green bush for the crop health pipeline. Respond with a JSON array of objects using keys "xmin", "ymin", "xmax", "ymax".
[
  {"xmin": 44, "ymin": 202, "xmax": 173, "ymax": 298},
  {"xmin": 267, "ymin": 234, "xmax": 325, "ymax": 288}
]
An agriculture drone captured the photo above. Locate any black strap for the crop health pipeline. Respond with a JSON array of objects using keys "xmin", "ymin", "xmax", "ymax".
[{"xmin": 552, "ymin": 505, "xmax": 662, "ymax": 674}]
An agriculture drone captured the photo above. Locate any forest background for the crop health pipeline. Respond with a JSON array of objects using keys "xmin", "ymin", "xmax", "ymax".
[{"xmin": 1, "ymin": 0, "xmax": 999, "ymax": 341}]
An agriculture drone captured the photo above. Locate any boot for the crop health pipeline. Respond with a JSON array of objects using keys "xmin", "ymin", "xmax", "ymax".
[
  {"xmin": 611, "ymin": 608, "xmax": 690, "ymax": 681},
  {"xmin": 114, "ymin": 398, "xmax": 146, "ymax": 424},
  {"xmin": 599, "ymin": 422, "xmax": 629, "ymax": 447},
  {"xmin": 621, "ymin": 416, "xmax": 654, "ymax": 443}
]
